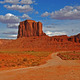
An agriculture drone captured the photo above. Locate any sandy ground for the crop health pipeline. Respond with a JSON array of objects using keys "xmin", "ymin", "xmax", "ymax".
[{"xmin": 0, "ymin": 52, "xmax": 80, "ymax": 80}]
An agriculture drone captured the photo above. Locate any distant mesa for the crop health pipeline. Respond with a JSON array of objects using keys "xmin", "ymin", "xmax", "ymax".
[
  {"xmin": 17, "ymin": 20, "xmax": 46, "ymax": 38},
  {"xmin": 0, "ymin": 20, "xmax": 80, "ymax": 52},
  {"xmin": 17, "ymin": 19, "xmax": 80, "ymax": 43}
]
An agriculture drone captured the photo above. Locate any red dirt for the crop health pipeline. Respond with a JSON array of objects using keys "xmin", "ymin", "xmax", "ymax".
[
  {"xmin": 0, "ymin": 51, "xmax": 52, "ymax": 71},
  {"xmin": 0, "ymin": 52, "xmax": 80, "ymax": 80},
  {"xmin": 0, "ymin": 36, "xmax": 80, "ymax": 52}
]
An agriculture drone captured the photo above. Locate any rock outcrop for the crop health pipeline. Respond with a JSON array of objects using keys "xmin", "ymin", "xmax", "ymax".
[
  {"xmin": 0, "ymin": 19, "xmax": 80, "ymax": 51},
  {"xmin": 17, "ymin": 19, "xmax": 80, "ymax": 43},
  {"xmin": 17, "ymin": 20, "xmax": 45, "ymax": 38},
  {"xmin": 75, "ymin": 33, "xmax": 80, "ymax": 39},
  {"xmin": 68, "ymin": 33, "xmax": 80, "ymax": 43}
]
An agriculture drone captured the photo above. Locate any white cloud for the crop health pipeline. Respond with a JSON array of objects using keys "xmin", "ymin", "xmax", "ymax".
[
  {"xmin": 0, "ymin": 0, "xmax": 34, "ymax": 4},
  {"xmin": 0, "ymin": 0, "xmax": 19, "ymax": 4},
  {"xmin": 45, "ymin": 31, "xmax": 66, "ymax": 36},
  {"xmin": 20, "ymin": 0, "xmax": 33, "ymax": 4},
  {"xmin": 7, "ymin": 23, "xmax": 19, "ymax": 28},
  {"xmin": 22, "ymin": 14, "xmax": 31, "ymax": 19},
  {"xmin": 4, "ymin": 5, "xmax": 33, "ymax": 12},
  {"xmin": 45, "ymin": 31, "xmax": 53, "ymax": 35},
  {"xmin": 7, "ymin": 35, "xmax": 17, "ymax": 38},
  {"xmin": 0, "ymin": 13, "xmax": 20, "ymax": 23},
  {"xmin": 42, "ymin": 6, "xmax": 80, "ymax": 20},
  {"xmin": 41, "ymin": 11, "xmax": 49, "ymax": 17},
  {"xmin": 53, "ymin": 32, "xmax": 66, "ymax": 36},
  {"xmin": 50, "ymin": 6, "xmax": 80, "ymax": 20},
  {"xmin": 0, "ymin": 0, "xmax": 35, "ymax": 13}
]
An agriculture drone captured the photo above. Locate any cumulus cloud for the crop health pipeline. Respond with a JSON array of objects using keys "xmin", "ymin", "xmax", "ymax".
[
  {"xmin": 0, "ymin": 0, "xmax": 34, "ymax": 4},
  {"xmin": 0, "ymin": 0, "xmax": 19, "ymax": 4},
  {"xmin": 20, "ymin": 0, "xmax": 34, "ymax": 4},
  {"xmin": 53, "ymin": 32, "xmax": 66, "ymax": 36},
  {"xmin": 0, "ymin": 13, "xmax": 20, "ymax": 24},
  {"xmin": 22, "ymin": 14, "xmax": 31, "ymax": 19},
  {"xmin": 7, "ymin": 23, "xmax": 19, "ymax": 28},
  {"xmin": 42, "ymin": 6, "xmax": 80, "ymax": 20},
  {"xmin": 41, "ymin": 11, "xmax": 49, "ymax": 17},
  {"xmin": 45, "ymin": 31, "xmax": 53, "ymax": 35},
  {"xmin": 45, "ymin": 31, "xmax": 66, "ymax": 36},
  {"xmin": 0, "ymin": 0, "xmax": 35, "ymax": 13},
  {"xmin": 4, "ymin": 5, "xmax": 33, "ymax": 12},
  {"xmin": 7, "ymin": 35, "xmax": 17, "ymax": 38}
]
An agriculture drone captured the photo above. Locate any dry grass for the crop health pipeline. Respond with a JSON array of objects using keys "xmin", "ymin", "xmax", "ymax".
[
  {"xmin": 57, "ymin": 51, "xmax": 80, "ymax": 60},
  {"xmin": 0, "ymin": 50, "xmax": 52, "ymax": 70}
]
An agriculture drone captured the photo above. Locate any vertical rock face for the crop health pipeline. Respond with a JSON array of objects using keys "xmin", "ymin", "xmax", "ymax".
[
  {"xmin": 75, "ymin": 33, "xmax": 80, "ymax": 39},
  {"xmin": 68, "ymin": 33, "xmax": 80, "ymax": 43},
  {"xmin": 17, "ymin": 19, "xmax": 80, "ymax": 43},
  {"xmin": 17, "ymin": 20, "xmax": 45, "ymax": 38}
]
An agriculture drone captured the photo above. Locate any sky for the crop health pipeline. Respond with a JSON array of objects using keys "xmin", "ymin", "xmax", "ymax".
[{"xmin": 0, "ymin": 0, "xmax": 80, "ymax": 39}]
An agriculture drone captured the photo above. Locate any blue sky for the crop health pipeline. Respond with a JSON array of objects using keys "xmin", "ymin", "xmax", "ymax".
[{"xmin": 0, "ymin": 0, "xmax": 80, "ymax": 39}]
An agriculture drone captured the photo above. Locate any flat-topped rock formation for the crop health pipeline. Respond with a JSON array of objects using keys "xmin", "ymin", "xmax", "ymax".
[
  {"xmin": 0, "ymin": 20, "xmax": 80, "ymax": 52},
  {"xmin": 17, "ymin": 20, "xmax": 46, "ymax": 38},
  {"xmin": 17, "ymin": 20, "xmax": 80, "ymax": 43}
]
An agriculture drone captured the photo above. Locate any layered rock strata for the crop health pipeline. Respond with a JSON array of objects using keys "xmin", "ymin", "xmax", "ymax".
[{"xmin": 17, "ymin": 20, "xmax": 45, "ymax": 38}]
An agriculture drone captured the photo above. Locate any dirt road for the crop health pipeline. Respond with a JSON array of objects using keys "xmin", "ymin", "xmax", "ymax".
[{"xmin": 0, "ymin": 52, "xmax": 80, "ymax": 80}]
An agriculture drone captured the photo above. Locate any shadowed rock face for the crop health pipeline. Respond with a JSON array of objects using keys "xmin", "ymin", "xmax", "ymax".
[
  {"xmin": 76, "ymin": 33, "xmax": 80, "ymax": 39},
  {"xmin": 17, "ymin": 20, "xmax": 45, "ymax": 38},
  {"xmin": 68, "ymin": 33, "xmax": 80, "ymax": 43}
]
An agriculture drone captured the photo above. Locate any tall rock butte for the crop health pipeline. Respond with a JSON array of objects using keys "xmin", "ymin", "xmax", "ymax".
[
  {"xmin": 17, "ymin": 20, "xmax": 45, "ymax": 38},
  {"xmin": 17, "ymin": 20, "xmax": 80, "ymax": 43}
]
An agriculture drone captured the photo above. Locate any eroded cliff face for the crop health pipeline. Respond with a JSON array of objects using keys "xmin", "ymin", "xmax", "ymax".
[
  {"xmin": 17, "ymin": 20, "xmax": 80, "ymax": 43},
  {"xmin": 68, "ymin": 34, "xmax": 80, "ymax": 43},
  {"xmin": 0, "ymin": 19, "xmax": 80, "ymax": 51},
  {"xmin": 75, "ymin": 33, "xmax": 80, "ymax": 39},
  {"xmin": 17, "ymin": 20, "xmax": 45, "ymax": 38}
]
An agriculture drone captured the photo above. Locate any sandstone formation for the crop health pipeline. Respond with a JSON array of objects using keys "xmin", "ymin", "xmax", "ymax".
[
  {"xmin": 0, "ymin": 20, "xmax": 80, "ymax": 52},
  {"xmin": 68, "ymin": 34, "xmax": 80, "ymax": 43},
  {"xmin": 17, "ymin": 20, "xmax": 46, "ymax": 38},
  {"xmin": 17, "ymin": 20, "xmax": 80, "ymax": 43}
]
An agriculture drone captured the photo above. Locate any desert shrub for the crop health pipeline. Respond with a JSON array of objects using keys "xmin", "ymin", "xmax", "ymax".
[
  {"xmin": 23, "ymin": 58, "xmax": 27, "ymax": 62},
  {"xmin": 17, "ymin": 63, "xmax": 21, "ymax": 66},
  {"xmin": 57, "ymin": 51, "xmax": 80, "ymax": 60},
  {"xmin": 0, "ymin": 61, "xmax": 2, "ymax": 64},
  {"xmin": 4, "ymin": 64, "xmax": 8, "ymax": 67},
  {"xmin": 73, "ymin": 51, "xmax": 75, "ymax": 53},
  {"xmin": 11, "ymin": 64, "xmax": 16, "ymax": 67},
  {"xmin": 2, "ymin": 59, "xmax": 4, "ymax": 61},
  {"xmin": 31, "ymin": 62, "xmax": 40, "ymax": 66}
]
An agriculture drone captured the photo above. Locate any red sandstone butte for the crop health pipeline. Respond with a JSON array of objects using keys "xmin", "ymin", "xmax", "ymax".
[
  {"xmin": 17, "ymin": 20, "xmax": 80, "ymax": 43},
  {"xmin": 17, "ymin": 20, "xmax": 46, "ymax": 38},
  {"xmin": 0, "ymin": 20, "xmax": 80, "ymax": 52}
]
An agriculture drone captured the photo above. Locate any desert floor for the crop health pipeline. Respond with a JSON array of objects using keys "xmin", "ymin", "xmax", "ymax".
[{"xmin": 0, "ymin": 52, "xmax": 80, "ymax": 80}]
